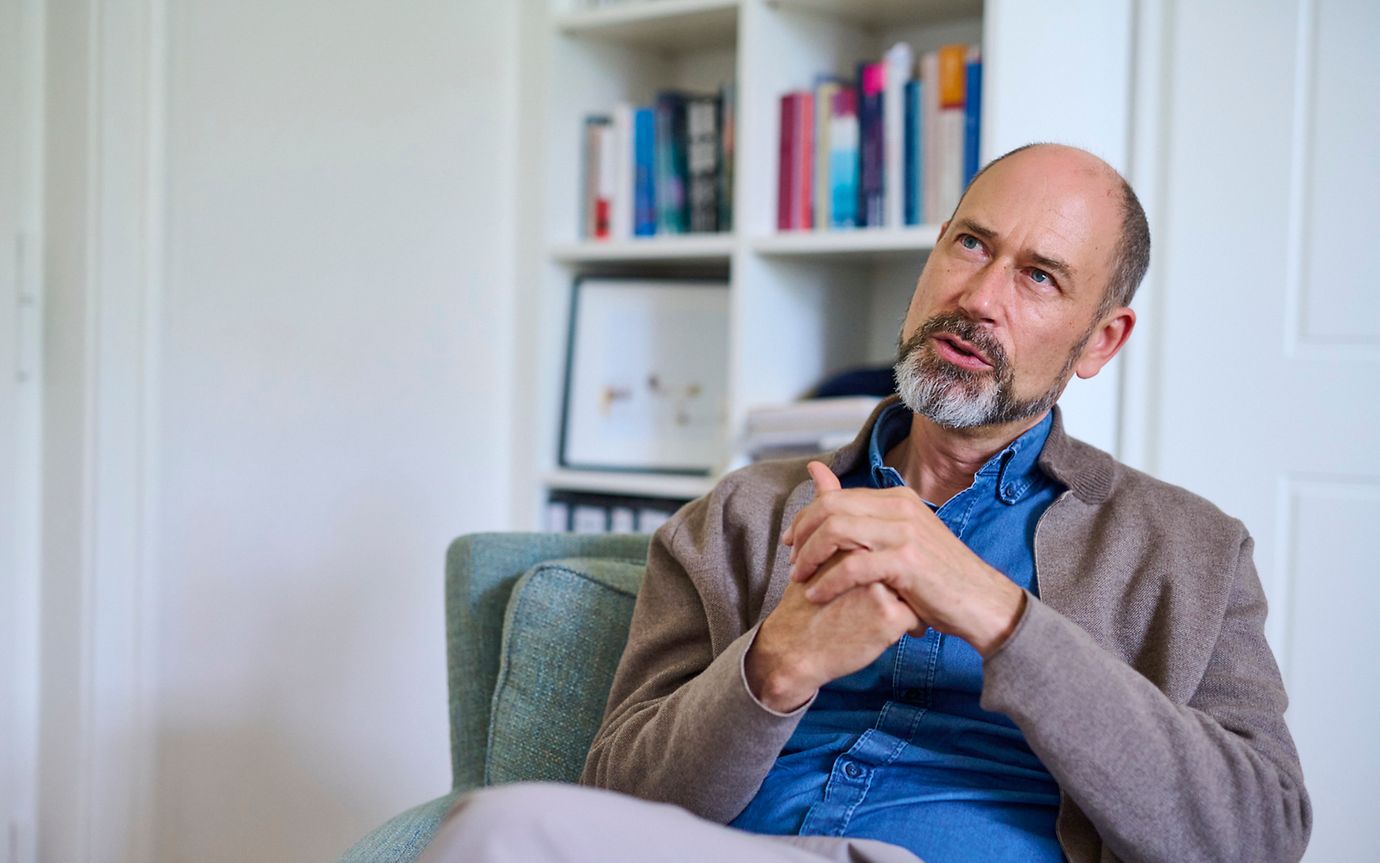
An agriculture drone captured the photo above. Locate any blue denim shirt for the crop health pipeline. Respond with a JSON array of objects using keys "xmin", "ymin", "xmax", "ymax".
[{"xmin": 731, "ymin": 402, "xmax": 1066, "ymax": 862}]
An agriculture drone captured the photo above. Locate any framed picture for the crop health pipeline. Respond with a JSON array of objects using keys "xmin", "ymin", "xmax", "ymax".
[{"xmin": 559, "ymin": 277, "xmax": 729, "ymax": 473}]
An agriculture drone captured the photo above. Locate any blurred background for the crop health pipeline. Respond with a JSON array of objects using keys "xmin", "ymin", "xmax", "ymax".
[{"xmin": 1, "ymin": 0, "xmax": 1376, "ymax": 860}]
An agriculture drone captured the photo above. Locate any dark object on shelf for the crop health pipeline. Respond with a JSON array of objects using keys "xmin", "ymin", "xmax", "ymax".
[{"xmin": 808, "ymin": 365, "xmax": 897, "ymax": 399}]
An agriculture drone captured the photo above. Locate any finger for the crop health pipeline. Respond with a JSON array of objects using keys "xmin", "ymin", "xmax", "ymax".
[
  {"xmin": 803, "ymin": 547, "xmax": 899, "ymax": 604},
  {"xmin": 781, "ymin": 461, "xmax": 839, "ymax": 547},
  {"xmin": 806, "ymin": 460, "xmax": 842, "ymax": 494},
  {"xmin": 789, "ymin": 514, "xmax": 904, "ymax": 583},
  {"xmin": 787, "ymin": 486, "xmax": 926, "ymax": 566}
]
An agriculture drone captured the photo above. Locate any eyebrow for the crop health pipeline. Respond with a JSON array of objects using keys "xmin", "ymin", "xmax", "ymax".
[{"xmin": 955, "ymin": 218, "xmax": 1078, "ymax": 284}]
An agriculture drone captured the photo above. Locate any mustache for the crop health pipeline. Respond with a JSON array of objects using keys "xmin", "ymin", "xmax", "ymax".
[{"xmin": 899, "ymin": 312, "xmax": 1008, "ymax": 371}]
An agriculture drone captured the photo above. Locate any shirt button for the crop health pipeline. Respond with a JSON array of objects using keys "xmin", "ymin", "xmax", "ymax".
[{"xmin": 842, "ymin": 761, "xmax": 865, "ymax": 780}]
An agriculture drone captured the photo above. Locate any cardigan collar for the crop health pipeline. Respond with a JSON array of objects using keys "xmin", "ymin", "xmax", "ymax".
[{"xmin": 823, "ymin": 394, "xmax": 1116, "ymax": 506}]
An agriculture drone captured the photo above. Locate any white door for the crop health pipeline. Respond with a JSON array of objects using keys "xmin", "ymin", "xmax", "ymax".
[{"xmin": 1143, "ymin": 1, "xmax": 1380, "ymax": 858}]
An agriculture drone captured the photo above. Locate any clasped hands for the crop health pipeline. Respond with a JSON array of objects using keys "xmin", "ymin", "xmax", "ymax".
[{"xmin": 744, "ymin": 460, "xmax": 1027, "ymax": 713}]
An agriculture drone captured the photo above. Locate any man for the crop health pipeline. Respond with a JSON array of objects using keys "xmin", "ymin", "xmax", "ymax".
[{"xmin": 420, "ymin": 144, "xmax": 1311, "ymax": 862}]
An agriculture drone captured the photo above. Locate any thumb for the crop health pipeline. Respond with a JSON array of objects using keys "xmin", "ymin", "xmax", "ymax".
[{"xmin": 806, "ymin": 460, "xmax": 842, "ymax": 495}]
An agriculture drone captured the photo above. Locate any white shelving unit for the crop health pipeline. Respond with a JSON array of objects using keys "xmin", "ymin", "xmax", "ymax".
[{"xmin": 514, "ymin": 0, "xmax": 1135, "ymax": 528}]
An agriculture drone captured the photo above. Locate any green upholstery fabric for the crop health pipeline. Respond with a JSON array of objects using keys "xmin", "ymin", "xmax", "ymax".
[
  {"xmin": 338, "ymin": 532, "xmax": 650, "ymax": 862},
  {"xmin": 338, "ymin": 792, "xmax": 463, "ymax": 863},
  {"xmin": 487, "ymin": 557, "xmax": 644, "ymax": 784}
]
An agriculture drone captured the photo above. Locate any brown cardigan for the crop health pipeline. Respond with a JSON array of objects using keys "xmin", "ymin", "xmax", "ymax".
[{"xmin": 581, "ymin": 398, "xmax": 1311, "ymax": 862}]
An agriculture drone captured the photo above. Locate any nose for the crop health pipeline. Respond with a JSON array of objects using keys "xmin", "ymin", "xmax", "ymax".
[{"xmin": 955, "ymin": 259, "xmax": 1009, "ymax": 323}]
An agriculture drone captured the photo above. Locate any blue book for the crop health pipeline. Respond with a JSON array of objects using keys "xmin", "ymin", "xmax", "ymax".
[
  {"xmin": 904, "ymin": 79, "xmax": 922, "ymax": 225},
  {"xmin": 633, "ymin": 107, "xmax": 657, "ymax": 236},
  {"xmin": 829, "ymin": 86, "xmax": 858, "ymax": 228},
  {"xmin": 857, "ymin": 62, "xmax": 886, "ymax": 228},
  {"xmin": 655, "ymin": 91, "xmax": 688, "ymax": 234},
  {"xmin": 964, "ymin": 57, "xmax": 982, "ymax": 186}
]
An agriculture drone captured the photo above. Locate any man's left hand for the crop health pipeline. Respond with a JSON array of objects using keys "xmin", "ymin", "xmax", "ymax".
[{"xmin": 782, "ymin": 460, "xmax": 1027, "ymax": 657}]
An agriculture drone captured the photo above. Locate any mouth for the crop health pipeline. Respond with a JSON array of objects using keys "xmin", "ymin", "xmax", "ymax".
[{"xmin": 931, "ymin": 333, "xmax": 994, "ymax": 370}]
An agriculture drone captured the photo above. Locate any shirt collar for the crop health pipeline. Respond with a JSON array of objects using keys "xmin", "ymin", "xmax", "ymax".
[{"xmin": 865, "ymin": 401, "xmax": 1055, "ymax": 504}]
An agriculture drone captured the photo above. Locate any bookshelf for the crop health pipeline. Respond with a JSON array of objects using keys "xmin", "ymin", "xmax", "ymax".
[{"xmin": 515, "ymin": 0, "xmax": 1135, "ymax": 529}]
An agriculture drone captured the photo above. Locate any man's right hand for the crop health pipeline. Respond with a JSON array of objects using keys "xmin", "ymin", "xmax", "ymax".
[{"xmin": 745, "ymin": 575, "xmax": 922, "ymax": 712}]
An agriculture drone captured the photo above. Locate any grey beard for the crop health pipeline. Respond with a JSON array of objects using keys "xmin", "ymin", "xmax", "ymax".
[{"xmin": 893, "ymin": 313, "xmax": 1086, "ymax": 430}]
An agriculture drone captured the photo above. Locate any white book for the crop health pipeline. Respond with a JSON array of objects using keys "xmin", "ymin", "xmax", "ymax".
[
  {"xmin": 883, "ymin": 43, "xmax": 914, "ymax": 229},
  {"xmin": 746, "ymin": 396, "xmax": 883, "ymax": 435},
  {"xmin": 921, "ymin": 51, "xmax": 940, "ymax": 225},
  {"xmin": 596, "ymin": 124, "xmax": 617, "ymax": 238},
  {"xmin": 572, "ymin": 504, "xmax": 608, "ymax": 534},
  {"xmin": 610, "ymin": 103, "xmax": 635, "ymax": 240},
  {"xmin": 544, "ymin": 501, "xmax": 570, "ymax": 532},
  {"xmin": 636, "ymin": 508, "xmax": 670, "ymax": 533},
  {"xmin": 610, "ymin": 506, "xmax": 637, "ymax": 533},
  {"xmin": 936, "ymin": 107, "xmax": 966, "ymax": 221}
]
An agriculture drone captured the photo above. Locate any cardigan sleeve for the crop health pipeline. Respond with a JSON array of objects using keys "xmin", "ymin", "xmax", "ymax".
[
  {"xmin": 979, "ymin": 532, "xmax": 1312, "ymax": 862},
  {"xmin": 579, "ymin": 493, "xmax": 812, "ymax": 823}
]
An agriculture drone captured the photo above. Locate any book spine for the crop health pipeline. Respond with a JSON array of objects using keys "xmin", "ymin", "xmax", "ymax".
[
  {"xmin": 778, "ymin": 92, "xmax": 796, "ymax": 230},
  {"xmin": 718, "ymin": 83, "xmax": 734, "ymax": 233},
  {"xmin": 655, "ymin": 92, "xmax": 687, "ymax": 234},
  {"xmin": 829, "ymin": 87, "xmax": 858, "ymax": 229},
  {"xmin": 904, "ymin": 79, "xmax": 921, "ymax": 226},
  {"xmin": 814, "ymin": 81, "xmax": 839, "ymax": 231},
  {"xmin": 796, "ymin": 91, "xmax": 814, "ymax": 229},
  {"xmin": 883, "ymin": 42, "xmax": 913, "ymax": 228},
  {"xmin": 964, "ymin": 48, "xmax": 982, "ymax": 186},
  {"xmin": 595, "ymin": 123, "xmax": 615, "ymax": 239},
  {"xmin": 580, "ymin": 115, "xmax": 609, "ymax": 239},
  {"xmin": 858, "ymin": 62, "xmax": 886, "ymax": 229},
  {"xmin": 687, "ymin": 95, "xmax": 719, "ymax": 233},
  {"xmin": 921, "ymin": 51, "xmax": 940, "ymax": 224},
  {"xmin": 936, "ymin": 44, "xmax": 968, "ymax": 219},
  {"xmin": 611, "ymin": 103, "xmax": 634, "ymax": 240},
  {"xmin": 633, "ymin": 107, "xmax": 657, "ymax": 236}
]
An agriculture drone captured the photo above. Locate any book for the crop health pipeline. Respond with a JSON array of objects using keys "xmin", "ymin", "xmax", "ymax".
[
  {"xmin": 883, "ymin": 42, "xmax": 914, "ymax": 228},
  {"xmin": 633, "ymin": 107, "xmax": 657, "ymax": 236},
  {"xmin": 718, "ymin": 82, "xmax": 735, "ymax": 233},
  {"xmin": 579, "ymin": 115, "xmax": 610, "ymax": 239},
  {"xmin": 828, "ymin": 86, "xmax": 859, "ymax": 229},
  {"xmin": 904, "ymin": 78, "xmax": 922, "ymax": 226},
  {"xmin": 545, "ymin": 490, "xmax": 690, "ymax": 535},
  {"xmin": 964, "ymin": 48, "xmax": 983, "ymax": 186},
  {"xmin": 654, "ymin": 91, "xmax": 688, "ymax": 234},
  {"xmin": 935, "ymin": 44, "xmax": 968, "ymax": 220},
  {"xmin": 920, "ymin": 50, "xmax": 940, "ymax": 224},
  {"xmin": 687, "ymin": 94, "xmax": 720, "ymax": 233},
  {"xmin": 794, "ymin": 90, "xmax": 814, "ymax": 229},
  {"xmin": 595, "ymin": 122, "xmax": 615, "ymax": 238},
  {"xmin": 778, "ymin": 92, "xmax": 798, "ymax": 230},
  {"xmin": 814, "ymin": 80, "xmax": 841, "ymax": 230},
  {"xmin": 857, "ymin": 62, "xmax": 885, "ymax": 228},
  {"xmin": 610, "ymin": 103, "xmax": 635, "ymax": 240}
]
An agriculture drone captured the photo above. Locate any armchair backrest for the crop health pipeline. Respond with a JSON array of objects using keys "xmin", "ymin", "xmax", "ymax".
[{"xmin": 443, "ymin": 532, "xmax": 650, "ymax": 790}]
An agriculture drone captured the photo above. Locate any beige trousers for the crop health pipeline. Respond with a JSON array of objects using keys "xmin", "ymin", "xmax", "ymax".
[{"xmin": 417, "ymin": 782, "xmax": 924, "ymax": 863}]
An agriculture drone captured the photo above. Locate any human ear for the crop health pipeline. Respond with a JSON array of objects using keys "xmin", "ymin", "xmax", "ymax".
[{"xmin": 1074, "ymin": 307, "xmax": 1136, "ymax": 379}]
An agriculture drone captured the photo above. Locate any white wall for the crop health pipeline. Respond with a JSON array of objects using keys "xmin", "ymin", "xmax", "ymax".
[
  {"xmin": 36, "ymin": 0, "xmax": 522, "ymax": 860},
  {"xmin": 154, "ymin": 2, "xmax": 520, "ymax": 859}
]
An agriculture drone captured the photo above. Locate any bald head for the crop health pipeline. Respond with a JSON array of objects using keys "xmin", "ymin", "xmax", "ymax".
[{"xmin": 955, "ymin": 144, "xmax": 1150, "ymax": 314}]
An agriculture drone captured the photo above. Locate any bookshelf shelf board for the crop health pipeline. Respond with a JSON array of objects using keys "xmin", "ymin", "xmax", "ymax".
[
  {"xmin": 555, "ymin": 0, "xmax": 740, "ymax": 51},
  {"xmin": 550, "ymin": 234, "xmax": 736, "ymax": 264},
  {"xmin": 542, "ymin": 469, "xmax": 717, "ymax": 500},
  {"xmin": 764, "ymin": 0, "xmax": 982, "ymax": 28},
  {"xmin": 751, "ymin": 226, "xmax": 941, "ymax": 261}
]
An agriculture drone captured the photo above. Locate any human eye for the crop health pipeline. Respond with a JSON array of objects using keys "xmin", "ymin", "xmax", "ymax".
[
  {"xmin": 1025, "ymin": 268, "xmax": 1060, "ymax": 293},
  {"xmin": 956, "ymin": 233, "xmax": 983, "ymax": 252}
]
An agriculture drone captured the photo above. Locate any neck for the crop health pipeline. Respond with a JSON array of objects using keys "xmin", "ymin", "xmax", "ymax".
[{"xmin": 886, "ymin": 408, "xmax": 1051, "ymax": 505}]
